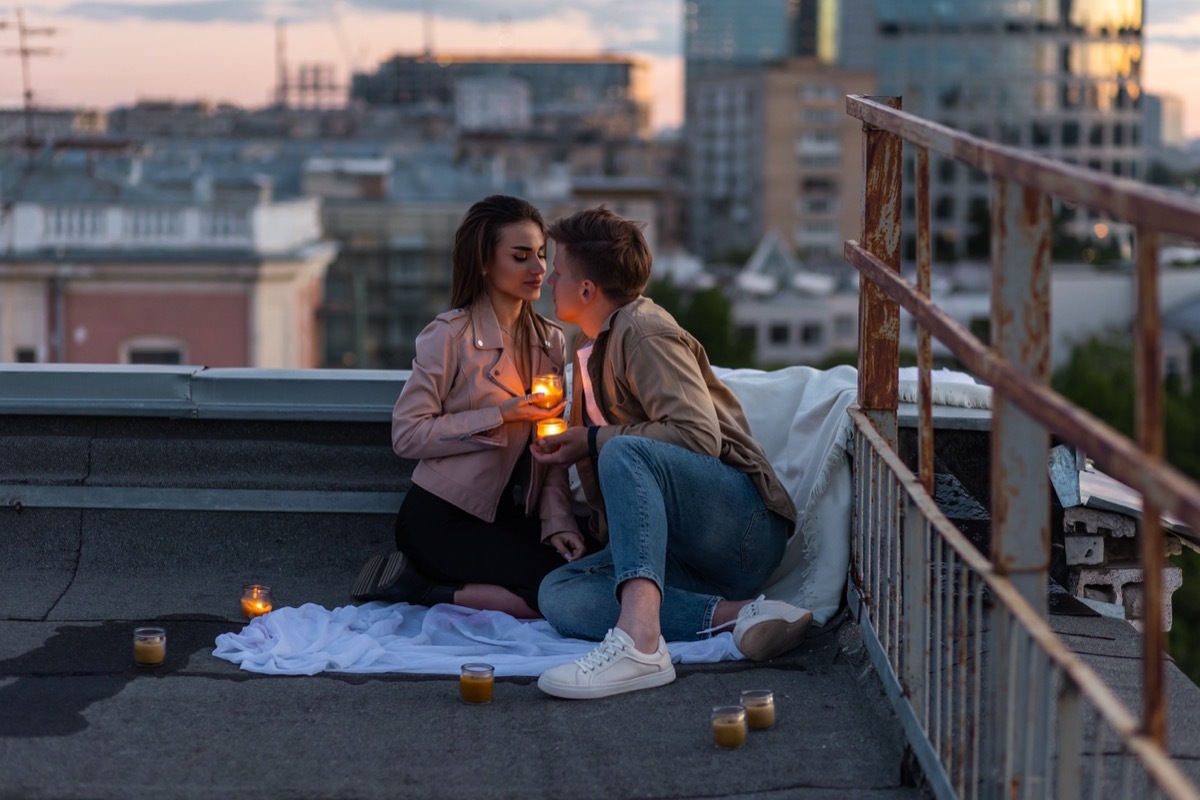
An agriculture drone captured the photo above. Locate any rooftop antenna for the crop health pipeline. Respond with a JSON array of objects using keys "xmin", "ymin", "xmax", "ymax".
[
  {"xmin": 3, "ymin": 8, "xmax": 56, "ymax": 150},
  {"xmin": 275, "ymin": 18, "xmax": 289, "ymax": 108},
  {"xmin": 422, "ymin": 0, "xmax": 433, "ymax": 57},
  {"xmin": 499, "ymin": 13, "xmax": 512, "ymax": 53}
]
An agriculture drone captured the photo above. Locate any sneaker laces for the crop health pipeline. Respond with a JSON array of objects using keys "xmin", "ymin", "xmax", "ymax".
[
  {"xmin": 695, "ymin": 595, "xmax": 766, "ymax": 637},
  {"xmin": 575, "ymin": 630, "xmax": 629, "ymax": 673}
]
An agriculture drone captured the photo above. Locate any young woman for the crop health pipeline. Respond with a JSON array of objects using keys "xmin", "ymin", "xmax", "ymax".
[{"xmin": 351, "ymin": 195, "xmax": 586, "ymax": 618}]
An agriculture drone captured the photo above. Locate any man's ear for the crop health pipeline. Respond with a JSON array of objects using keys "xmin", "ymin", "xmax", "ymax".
[{"xmin": 580, "ymin": 281, "xmax": 594, "ymax": 302}]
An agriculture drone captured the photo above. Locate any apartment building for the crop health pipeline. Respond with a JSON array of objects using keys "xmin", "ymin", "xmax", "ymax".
[{"xmin": 0, "ymin": 155, "xmax": 334, "ymax": 367}]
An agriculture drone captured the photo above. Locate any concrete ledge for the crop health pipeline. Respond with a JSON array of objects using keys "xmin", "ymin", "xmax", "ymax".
[
  {"xmin": 0, "ymin": 367, "xmax": 415, "ymax": 513},
  {"xmin": 0, "ymin": 364, "xmax": 409, "ymax": 421}
]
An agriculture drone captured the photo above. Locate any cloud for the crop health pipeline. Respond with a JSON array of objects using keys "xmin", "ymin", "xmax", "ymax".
[
  {"xmin": 1144, "ymin": 0, "xmax": 1199, "ymax": 26},
  {"xmin": 55, "ymin": 0, "xmax": 269, "ymax": 24},
  {"xmin": 44, "ymin": 0, "xmax": 682, "ymax": 56},
  {"xmin": 1147, "ymin": 34, "xmax": 1200, "ymax": 49}
]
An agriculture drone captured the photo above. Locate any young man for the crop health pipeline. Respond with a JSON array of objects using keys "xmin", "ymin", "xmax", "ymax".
[{"xmin": 530, "ymin": 207, "xmax": 813, "ymax": 700}]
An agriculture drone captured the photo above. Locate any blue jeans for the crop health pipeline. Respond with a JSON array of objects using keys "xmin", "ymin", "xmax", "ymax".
[{"xmin": 538, "ymin": 436, "xmax": 789, "ymax": 642}]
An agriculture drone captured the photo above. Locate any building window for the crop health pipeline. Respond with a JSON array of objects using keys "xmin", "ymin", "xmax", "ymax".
[
  {"xmin": 769, "ymin": 324, "xmax": 790, "ymax": 345},
  {"xmin": 15, "ymin": 348, "xmax": 36, "ymax": 363},
  {"xmin": 935, "ymin": 196, "xmax": 956, "ymax": 220},
  {"xmin": 121, "ymin": 336, "xmax": 186, "ymax": 365},
  {"xmin": 127, "ymin": 349, "xmax": 183, "ymax": 365},
  {"xmin": 801, "ymin": 198, "xmax": 837, "ymax": 215},
  {"xmin": 834, "ymin": 315, "xmax": 854, "ymax": 338},
  {"xmin": 801, "ymin": 323, "xmax": 823, "ymax": 345},
  {"xmin": 387, "ymin": 250, "xmax": 425, "ymax": 284},
  {"xmin": 801, "ymin": 177, "xmax": 837, "ymax": 193},
  {"xmin": 802, "ymin": 108, "xmax": 839, "ymax": 124}
]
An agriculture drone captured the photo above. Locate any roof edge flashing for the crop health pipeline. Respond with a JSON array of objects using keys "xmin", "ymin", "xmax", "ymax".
[{"xmin": 0, "ymin": 365, "xmax": 410, "ymax": 421}]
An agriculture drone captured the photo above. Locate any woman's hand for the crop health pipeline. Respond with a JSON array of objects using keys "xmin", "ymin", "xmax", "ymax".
[
  {"xmin": 499, "ymin": 394, "xmax": 567, "ymax": 424},
  {"xmin": 548, "ymin": 531, "xmax": 586, "ymax": 562}
]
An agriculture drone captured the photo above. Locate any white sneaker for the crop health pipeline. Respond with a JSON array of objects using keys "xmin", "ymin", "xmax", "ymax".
[
  {"xmin": 538, "ymin": 628, "xmax": 676, "ymax": 699},
  {"xmin": 732, "ymin": 596, "xmax": 814, "ymax": 661},
  {"xmin": 698, "ymin": 595, "xmax": 813, "ymax": 661}
]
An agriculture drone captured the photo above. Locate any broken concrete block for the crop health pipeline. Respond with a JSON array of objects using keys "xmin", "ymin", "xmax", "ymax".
[
  {"xmin": 1063, "ymin": 506, "xmax": 1136, "ymax": 539},
  {"xmin": 1064, "ymin": 535, "xmax": 1104, "ymax": 565},
  {"xmin": 1068, "ymin": 565, "xmax": 1184, "ymax": 631}
]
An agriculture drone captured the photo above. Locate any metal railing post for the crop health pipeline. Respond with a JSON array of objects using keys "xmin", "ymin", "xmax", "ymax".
[
  {"xmin": 856, "ymin": 95, "xmax": 902, "ymax": 450},
  {"xmin": 986, "ymin": 178, "xmax": 1052, "ymax": 798},
  {"xmin": 1135, "ymin": 227, "xmax": 1166, "ymax": 745}
]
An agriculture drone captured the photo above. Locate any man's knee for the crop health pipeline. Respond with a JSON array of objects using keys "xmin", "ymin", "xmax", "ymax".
[{"xmin": 596, "ymin": 435, "xmax": 657, "ymax": 483}]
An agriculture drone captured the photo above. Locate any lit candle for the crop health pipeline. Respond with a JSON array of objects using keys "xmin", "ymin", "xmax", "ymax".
[
  {"xmin": 240, "ymin": 584, "xmax": 274, "ymax": 619},
  {"xmin": 133, "ymin": 627, "xmax": 166, "ymax": 667},
  {"xmin": 741, "ymin": 689, "xmax": 776, "ymax": 730},
  {"xmin": 711, "ymin": 705, "xmax": 747, "ymax": 749},
  {"xmin": 529, "ymin": 373, "xmax": 564, "ymax": 409},
  {"xmin": 460, "ymin": 663, "xmax": 495, "ymax": 704},
  {"xmin": 536, "ymin": 417, "xmax": 567, "ymax": 439}
]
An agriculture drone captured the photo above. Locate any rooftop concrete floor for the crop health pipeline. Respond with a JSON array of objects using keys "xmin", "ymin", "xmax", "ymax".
[{"xmin": 0, "ymin": 512, "xmax": 920, "ymax": 800}]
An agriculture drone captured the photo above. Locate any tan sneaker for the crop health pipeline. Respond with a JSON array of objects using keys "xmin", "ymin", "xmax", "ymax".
[
  {"xmin": 538, "ymin": 628, "xmax": 676, "ymax": 699},
  {"xmin": 730, "ymin": 596, "xmax": 813, "ymax": 661}
]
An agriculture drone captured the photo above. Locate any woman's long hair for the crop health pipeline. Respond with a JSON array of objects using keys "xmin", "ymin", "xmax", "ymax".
[{"xmin": 449, "ymin": 195, "xmax": 548, "ymax": 343}]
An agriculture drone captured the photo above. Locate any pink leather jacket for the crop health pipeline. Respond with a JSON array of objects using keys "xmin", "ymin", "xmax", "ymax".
[{"xmin": 391, "ymin": 296, "xmax": 579, "ymax": 542}]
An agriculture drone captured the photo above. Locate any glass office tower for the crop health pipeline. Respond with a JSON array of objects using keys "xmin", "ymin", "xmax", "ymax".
[{"xmin": 874, "ymin": 0, "xmax": 1144, "ymax": 259}]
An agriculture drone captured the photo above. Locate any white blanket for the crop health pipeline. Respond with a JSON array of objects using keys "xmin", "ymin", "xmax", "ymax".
[
  {"xmin": 213, "ymin": 602, "xmax": 740, "ymax": 677},
  {"xmin": 716, "ymin": 365, "xmax": 858, "ymax": 625},
  {"xmin": 213, "ymin": 364, "xmax": 860, "ymax": 676}
]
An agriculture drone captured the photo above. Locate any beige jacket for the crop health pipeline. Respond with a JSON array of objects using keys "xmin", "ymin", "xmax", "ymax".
[
  {"xmin": 571, "ymin": 296, "xmax": 797, "ymax": 545},
  {"xmin": 392, "ymin": 296, "xmax": 579, "ymax": 541}
]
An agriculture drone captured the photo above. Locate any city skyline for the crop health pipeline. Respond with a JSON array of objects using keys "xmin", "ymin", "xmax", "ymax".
[{"xmin": 0, "ymin": 0, "xmax": 1197, "ymax": 137}]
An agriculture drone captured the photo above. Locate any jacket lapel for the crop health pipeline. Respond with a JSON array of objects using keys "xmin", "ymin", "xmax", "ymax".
[{"xmin": 471, "ymin": 297, "xmax": 528, "ymax": 398}]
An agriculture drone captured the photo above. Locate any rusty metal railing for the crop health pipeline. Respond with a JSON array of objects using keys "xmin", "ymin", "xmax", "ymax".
[{"xmin": 844, "ymin": 95, "xmax": 1200, "ymax": 799}]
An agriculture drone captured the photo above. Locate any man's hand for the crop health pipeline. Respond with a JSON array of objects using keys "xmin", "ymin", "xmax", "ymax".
[
  {"xmin": 531, "ymin": 426, "xmax": 589, "ymax": 465},
  {"xmin": 548, "ymin": 530, "xmax": 586, "ymax": 562}
]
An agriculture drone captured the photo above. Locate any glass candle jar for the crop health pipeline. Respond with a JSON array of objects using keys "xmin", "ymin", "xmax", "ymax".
[
  {"xmin": 529, "ymin": 373, "xmax": 564, "ymax": 409},
  {"xmin": 741, "ymin": 689, "xmax": 776, "ymax": 730},
  {"xmin": 535, "ymin": 417, "xmax": 568, "ymax": 452},
  {"xmin": 133, "ymin": 627, "xmax": 166, "ymax": 667},
  {"xmin": 459, "ymin": 663, "xmax": 495, "ymax": 704},
  {"xmin": 711, "ymin": 705, "xmax": 747, "ymax": 749},
  {"xmin": 240, "ymin": 584, "xmax": 274, "ymax": 619}
]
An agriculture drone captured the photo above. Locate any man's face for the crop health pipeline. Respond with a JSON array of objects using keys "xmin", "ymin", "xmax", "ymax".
[{"xmin": 548, "ymin": 243, "xmax": 586, "ymax": 325}]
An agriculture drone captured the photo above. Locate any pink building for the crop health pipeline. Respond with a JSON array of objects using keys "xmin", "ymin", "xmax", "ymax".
[{"xmin": 0, "ymin": 157, "xmax": 336, "ymax": 368}]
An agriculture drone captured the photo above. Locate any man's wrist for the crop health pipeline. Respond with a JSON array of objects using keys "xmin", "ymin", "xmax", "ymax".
[{"xmin": 587, "ymin": 425, "xmax": 600, "ymax": 459}]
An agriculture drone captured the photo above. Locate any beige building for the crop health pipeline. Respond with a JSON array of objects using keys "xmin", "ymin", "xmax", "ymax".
[
  {"xmin": 762, "ymin": 59, "xmax": 875, "ymax": 262},
  {"xmin": 687, "ymin": 58, "xmax": 874, "ymax": 262}
]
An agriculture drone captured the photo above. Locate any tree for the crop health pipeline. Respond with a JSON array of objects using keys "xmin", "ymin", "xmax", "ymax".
[
  {"xmin": 645, "ymin": 278, "xmax": 756, "ymax": 369},
  {"xmin": 1053, "ymin": 331, "xmax": 1200, "ymax": 684}
]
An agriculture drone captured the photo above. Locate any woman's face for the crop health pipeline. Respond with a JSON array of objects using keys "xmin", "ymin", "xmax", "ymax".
[{"xmin": 485, "ymin": 220, "xmax": 547, "ymax": 305}]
